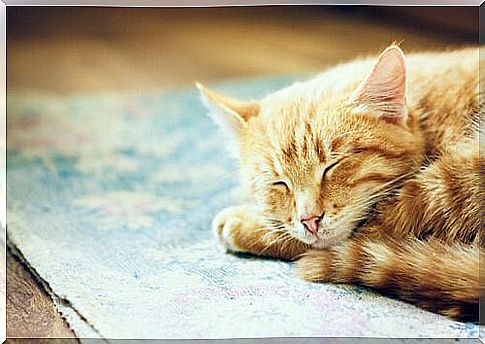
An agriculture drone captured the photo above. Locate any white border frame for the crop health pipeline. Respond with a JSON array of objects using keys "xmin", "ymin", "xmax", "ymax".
[{"xmin": 1, "ymin": 3, "xmax": 482, "ymax": 343}]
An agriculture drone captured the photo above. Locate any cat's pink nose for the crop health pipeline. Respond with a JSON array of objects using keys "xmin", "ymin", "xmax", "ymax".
[{"xmin": 301, "ymin": 215, "xmax": 321, "ymax": 236}]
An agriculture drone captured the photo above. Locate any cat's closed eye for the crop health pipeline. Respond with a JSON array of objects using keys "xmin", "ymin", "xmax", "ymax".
[
  {"xmin": 272, "ymin": 181, "xmax": 289, "ymax": 190},
  {"xmin": 322, "ymin": 160, "xmax": 341, "ymax": 179}
]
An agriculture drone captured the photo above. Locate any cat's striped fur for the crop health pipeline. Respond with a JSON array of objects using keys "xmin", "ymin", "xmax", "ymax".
[{"xmin": 198, "ymin": 45, "xmax": 483, "ymax": 322}]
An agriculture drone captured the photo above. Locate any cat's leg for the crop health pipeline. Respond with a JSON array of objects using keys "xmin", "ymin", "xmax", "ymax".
[
  {"xmin": 213, "ymin": 205, "xmax": 309, "ymax": 261},
  {"xmin": 379, "ymin": 139, "xmax": 481, "ymax": 245},
  {"xmin": 295, "ymin": 140, "xmax": 482, "ymax": 321},
  {"xmin": 295, "ymin": 232, "xmax": 481, "ymax": 322}
]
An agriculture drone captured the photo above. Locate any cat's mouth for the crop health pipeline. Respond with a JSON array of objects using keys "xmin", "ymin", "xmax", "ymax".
[
  {"xmin": 308, "ymin": 228, "xmax": 353, "ymax": 249},
  {"xmin": 291, "ymin": 217, "xmax": 353, "ymax": 248},
  {"xmin": 293, "ymin": 198, "xmax": 380, "ymax": 248},
  {"xmin": 305, "ymin": 198, "xmax": 379, "ymax": 248}
]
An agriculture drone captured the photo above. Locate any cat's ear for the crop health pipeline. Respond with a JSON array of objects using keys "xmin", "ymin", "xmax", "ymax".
[
  {"xmin": 350, "ymin": 45, "xmax": 408, "ymax": 126},
  {"xmin": 196, "ymin": 82, "xmax": 260, "ymax": 150}
]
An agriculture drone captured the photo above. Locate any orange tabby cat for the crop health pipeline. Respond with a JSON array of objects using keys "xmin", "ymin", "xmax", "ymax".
[{"xmin": 196, "ymin": 45, "xmax": 483, "ymax": 322}]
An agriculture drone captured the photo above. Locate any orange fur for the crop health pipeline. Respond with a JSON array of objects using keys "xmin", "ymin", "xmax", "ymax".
[
  {"xmin": 297, "ymin": 234, "xmax": 481, "ymax": 322},
  {"xmin": 199, "ymin": 45, "xmax": 482, "ymax": 322}
]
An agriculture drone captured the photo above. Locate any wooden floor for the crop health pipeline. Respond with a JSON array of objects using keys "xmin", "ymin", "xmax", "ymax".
[
  {"xmin": 7, "ymin": 252, "xmax": 75, "ymax": 339},
  {"xmin": 6, "ymin": 6, "xmax": 478, "ymax": 340}
]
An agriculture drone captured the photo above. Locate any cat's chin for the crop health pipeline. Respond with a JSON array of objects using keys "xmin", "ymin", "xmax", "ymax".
[{"xmin": 308, "ymin": 229, "xmax": 352, "ymax": 249}]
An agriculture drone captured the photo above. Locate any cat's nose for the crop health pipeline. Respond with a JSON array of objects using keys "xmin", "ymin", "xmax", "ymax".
[{"xmin": 300, "ymin": 214, "xmax": 322, "ymax": 236}]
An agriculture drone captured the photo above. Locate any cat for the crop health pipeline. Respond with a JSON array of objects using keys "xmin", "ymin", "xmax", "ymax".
[{"xmin": 196, "ymin": 44, "xmax": 483, "ymax": 323}]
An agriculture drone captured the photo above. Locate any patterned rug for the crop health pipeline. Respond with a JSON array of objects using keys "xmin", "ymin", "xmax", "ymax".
[{"xmin": 6, "ymin": 77, "xmax": 480, "ymax": 340}]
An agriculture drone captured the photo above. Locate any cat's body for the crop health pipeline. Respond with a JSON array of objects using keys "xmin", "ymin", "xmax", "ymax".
[{"xmin": 197, "ymin": 46, "xmax": 482, "ymax": 322}]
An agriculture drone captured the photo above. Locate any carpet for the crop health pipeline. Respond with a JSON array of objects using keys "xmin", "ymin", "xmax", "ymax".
[{"xmin": 6, "ymin": 76, "xmax": 481, "ymax": 340}]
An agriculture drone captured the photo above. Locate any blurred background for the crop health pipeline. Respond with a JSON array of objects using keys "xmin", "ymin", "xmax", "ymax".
[
  {"xmin": 6, "ymin": 5, "xmax": 479, "ymax": 340},
  {"xmin": 7, "ymin": 6, "xmax": 478, "ymax": 95}
]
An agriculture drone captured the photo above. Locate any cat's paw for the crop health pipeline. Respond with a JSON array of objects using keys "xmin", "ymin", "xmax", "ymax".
[
  {"xmin": 212, "ymin": 206, "xmax": 252, "ymax": 253},
  {"xmin": 295, "ymin": 249, "xmax": 334, "ymax": 282},
  {"xmin": 212, "ymin": 206, "xmax": 309, "ymax": 260}
]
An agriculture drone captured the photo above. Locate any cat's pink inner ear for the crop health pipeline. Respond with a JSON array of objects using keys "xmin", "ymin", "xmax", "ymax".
[{"xmin": 350, "ymin": 46, "xmax": 408, "ymax": 125}]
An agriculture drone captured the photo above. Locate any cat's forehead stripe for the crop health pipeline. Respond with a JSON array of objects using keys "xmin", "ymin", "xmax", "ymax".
[
  {"xmin": 281, "ymin": 139, "xmax": 298, "ymax": 162},
  {"xmin": 315, "ymin": 137, "xmax": 326, "ymax": 163},
  {"xmin": 279, "ymin": 131, "xmax": 328, "ymax": 165}
]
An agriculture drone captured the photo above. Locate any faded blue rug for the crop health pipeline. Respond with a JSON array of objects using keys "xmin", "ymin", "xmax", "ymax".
[{"xmin": 6, "ymin": 77, "xmax": 481, "ymax": 340}]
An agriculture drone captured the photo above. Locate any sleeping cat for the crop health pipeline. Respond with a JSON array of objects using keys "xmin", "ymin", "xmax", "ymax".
[{"xmin": 196, "ymin": 45, "xmax": 482, "ymax": 322}]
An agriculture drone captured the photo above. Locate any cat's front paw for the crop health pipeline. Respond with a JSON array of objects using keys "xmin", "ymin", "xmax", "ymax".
[
  {"xmin": 295, "ymin": 249, "xmax": 334, "ymax": 282},
  {"xmin": 212, "ymin": 206, "xmax": 254, "ymax": 253},
  {"xmin": 212, "ymin": 206, "xmax": 308, "ymax": 260}
]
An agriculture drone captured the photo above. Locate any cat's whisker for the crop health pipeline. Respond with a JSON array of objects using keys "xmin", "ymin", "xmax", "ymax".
[
  {"xmin": 331, "ymin": 187, "xmax": 392, "ymax": 231},
  {"xmin": 259, "ymin": 231, "xmax": 290, "ymax": 255},
  {"xmin": 346, "ymin": 171, "xmax": 417, "ymax": 217},
  {"xmin": 259, "ymin": 229, "xmax": 285, "ymax": 242},
  {"xmin": 364, "ymin": 171, "xmax": 417, "ymax": 196},
  {"xmin": 278, "ymin": 234, "xmax": 294, "ymax": 255},
  {"xmin": 247, "ymin": 227, "xmax": 284, "ymax": 251},
  {"xmin": 253, "ymin": 228, "xmax": 287, "ymax": 243}
]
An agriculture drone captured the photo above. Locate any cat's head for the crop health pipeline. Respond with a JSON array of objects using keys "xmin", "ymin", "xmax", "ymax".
[{"xmin": 198, "ymin": 45, "xmax": 424, "ymax": 248}]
